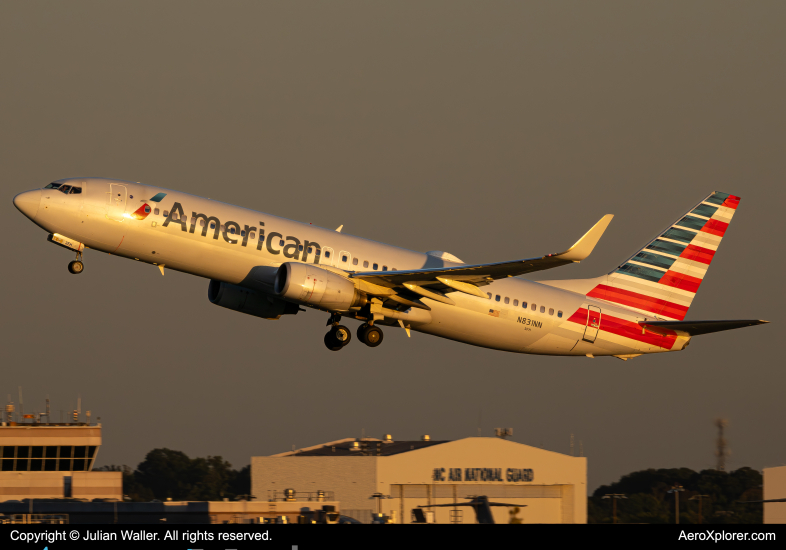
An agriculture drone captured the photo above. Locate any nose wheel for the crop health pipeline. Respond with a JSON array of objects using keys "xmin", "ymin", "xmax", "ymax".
[{"xmin": 68, "ymin": 252, "xmax": 84, "ymax": 274}]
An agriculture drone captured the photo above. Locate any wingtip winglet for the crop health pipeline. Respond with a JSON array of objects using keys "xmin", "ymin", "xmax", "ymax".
[{"xmin": 558, "ymin": 214, "xmax": 614, "ymax": 262}]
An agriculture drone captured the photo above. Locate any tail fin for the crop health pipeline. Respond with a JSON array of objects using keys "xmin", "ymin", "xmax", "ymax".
[{"xmin": 587, "ymin": 191, "xmax": 740, "ymax": 320}]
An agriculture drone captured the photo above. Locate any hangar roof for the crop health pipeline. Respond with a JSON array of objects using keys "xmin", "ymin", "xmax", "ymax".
[{"xmin": 271, "ymin": 438, "xmax": 450, "ymax": 457}]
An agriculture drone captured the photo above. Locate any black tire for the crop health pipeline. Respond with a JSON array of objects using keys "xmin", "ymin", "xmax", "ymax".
[
  {"xmin": 333, "ymin": 325, "xmax": 352, "ymax": 346},
  {"xmin": 324, "ymin": 331, "xmax": 343, "ymax": 351},
  {"xmin": 68, "ymin": 260, "xmax": 84, "ymax": 274},
  {"xmin": 357, "ymin": 323, "xmax": 370, "ymax": 342},
  {"xmin": 363, "ymin": 326, "xmax": 383, "ymax": 347}
]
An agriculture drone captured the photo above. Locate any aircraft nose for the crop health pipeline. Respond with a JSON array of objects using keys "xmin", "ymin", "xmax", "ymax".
[{"xmin": 13, "ymin": 189, "xmax": 42, "ymax": 220}]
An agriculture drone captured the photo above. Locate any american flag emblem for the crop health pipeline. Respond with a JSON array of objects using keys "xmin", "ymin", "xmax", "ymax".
[{"xmin": 488, "ymin": 309, "xmax": 499, "ymax": 318}]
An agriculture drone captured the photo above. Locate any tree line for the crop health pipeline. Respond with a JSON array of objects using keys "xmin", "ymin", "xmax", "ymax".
[
  {"xmin": 96, "ymin": 448, "xmax": 250, "ymax": 502},
  {"xmin": 589, "ymin": 467, "xmax": 763, "ymax": 524}
]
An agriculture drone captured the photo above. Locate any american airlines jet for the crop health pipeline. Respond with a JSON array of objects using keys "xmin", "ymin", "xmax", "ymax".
[{"xmin": 13, "ymin": 178, "xmax": 766, "ymax": 357}]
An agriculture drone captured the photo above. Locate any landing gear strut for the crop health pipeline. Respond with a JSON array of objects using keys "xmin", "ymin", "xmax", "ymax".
[
  {"xmin": 324, "ymin": 314, "xmax": 352, "ymax": 351},
  {"xmin": 67, "ymin": 251, "xmax": 84, "ymax": 275},
  {"xmin": 357, "ymin": 323, "xmax": 384, "ymax": 347}
]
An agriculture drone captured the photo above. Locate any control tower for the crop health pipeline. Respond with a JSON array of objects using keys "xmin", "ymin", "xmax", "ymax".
[{"xmin": 0, "ymin": 397, "xmax": 120, "ymax": 501}]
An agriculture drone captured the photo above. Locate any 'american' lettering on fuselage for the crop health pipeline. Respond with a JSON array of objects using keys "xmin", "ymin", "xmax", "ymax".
[{"xmin": 161, "ymin": 202, "xmax": 323, "ymax": 263}]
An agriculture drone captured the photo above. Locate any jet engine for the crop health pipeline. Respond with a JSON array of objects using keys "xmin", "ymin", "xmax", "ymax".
[
  {"xmin": 274, "ymin": 262, "xmax": 367, "ymax": 312},
  {"xmin": 208, "ymin": 280, "xmax": 299, "ymax": 320}
]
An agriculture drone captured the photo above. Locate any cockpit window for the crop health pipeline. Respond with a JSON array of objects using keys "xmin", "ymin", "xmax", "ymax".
[
  {"xmin": 45, "ymin": 183, "xmax": 62, "ymax": 189},
  {"xmin": 57, "ymin": 185, "xmax": 72, "ymax": 194},
  {"xmin": 69, "ymin": 187, "xmax": 82, "ymax": 194}
]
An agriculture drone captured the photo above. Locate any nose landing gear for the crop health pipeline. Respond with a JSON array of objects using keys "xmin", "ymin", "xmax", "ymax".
[{"xmin": 68, "ymin": 251, "xmax": 84, "ymax": 274}]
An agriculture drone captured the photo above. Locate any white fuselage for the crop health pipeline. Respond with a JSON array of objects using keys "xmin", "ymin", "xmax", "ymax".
[{"xmin": 16, "ymin": 178, "xmax": 690, "ymax": 357}]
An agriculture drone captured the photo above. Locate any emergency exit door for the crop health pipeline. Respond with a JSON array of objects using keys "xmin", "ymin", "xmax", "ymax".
[{"xmin": 583, "ymin": 305, "xmax": 602, "ymax": 343}]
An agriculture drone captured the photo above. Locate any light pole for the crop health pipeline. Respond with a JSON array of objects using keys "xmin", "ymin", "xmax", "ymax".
[
  {"xmin": 601, "ymin": 494, "xmax": 627, "ymax": 524},
  {"xmin": 668, "ymin": 486, "xmax": 685, "ymax": 524},
  {"xmin": 689, "ymin": 494, "xmax": 710, "ymax": 524}
]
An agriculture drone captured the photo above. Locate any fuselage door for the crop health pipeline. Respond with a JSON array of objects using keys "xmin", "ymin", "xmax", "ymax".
[
  {"xmin": 106, "ymin": 184, "xmax": 128, "ymax": 221},
  {"xmin": 320, "ymin": 247, "xmax": 335, "ymax": 267},
  {"xmin": 583, "ymin": 305, "xmax": 602, "ymax": 343},
  {"xmin": 337, "ymin": 250, "xmax": 352, "ymax": 271}
]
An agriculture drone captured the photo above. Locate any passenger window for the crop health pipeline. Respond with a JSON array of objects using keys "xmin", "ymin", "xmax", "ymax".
[
  {"xmin": 249, "ymin": 231, "xmax": 255, "ymax": 239},
  {"xmin": 540, "ymin": 306, "xmax": 545, "ymax": 313},
  {"xmin": 299, "ymin": 245, "xmax": 304, "ymax": 251},
  {"xmin": 241, "ymin": 230, "xmax": 246, "ymax": 237},
  {"xmin": 279, "ymin": 239, "xmax": 285, "ymax": 246},
  {"xmin": 342, "ymin": 255, "xmax": 348, "ymax": 262},
  {"xmin": 164, "ymin": 211, "xmax": 169, "ymax": 217},
  {"xmin": 487, "ymin": 293, "xmax": 492, "ymax": 299},
  {"xmin": 144, "ymin": 205, "xmax": 151, "ymax": 213},
  {"xmin": 200, "ymin": 219, "xmax": 205, "ymax": 226},
  {"xmin": 513, "ymin": 299, "xmax": 518, "ymax": 306},
  {"xmin": 353, "ymin": 258, "xmax": 358, "ymax": 265},
  {"xmin": 315, "ymin": 248, "xmax": 321, "ymax": 255},
  {"xmin": 307, "ymin": 247, "xmax": 313, "ymax": 254},
  {"xmin": 363, "ymin": 261, "xmax": 369, "ymax": 268},
  {"xmin": 495, "ymin": 295, "xmax": 501, "ymax": 302},
  {"xmin": 558, "ymin": 311, "xmax": 563, "ymax": 318},
  {"xmin": 154, "ymin": 208, "xmax": 160, "ymax": 216},
  {"xmin": 549, "ymin": 308, "xmax": 554, "ymax": 315},
  {"xmin": 69, "ymin": 187, "xmax": 82, "ymax": 194},
  {"xmin": 220, "ymin": 224, "xmax": 225, "ymax": 231},
  {"xmin": 325, "ymin": 251, "xmax": 331, "ymax": 258},
  {"xmin": 504, "ymin": 297, "xmax": 510, "ymax": 305},
  {"xmin": 209, "ymin": 222, "xmax": 215, "ymax": 229},
  {"xmin": 382, "ymin": 266, "xmax": 388, "ymax": 271},
  {"xmin": 229, "ymin": 227, "xmax": 236, "ymax": 234},
  {"xmin": 522, "ymin": 302, "xmax": 527, "ymax": 308},
  {"xmin": 373, "ymin": 263, "xmax": 378, "ymax": 270},
  {"xmin": 531, "ymin": 303, "xmax": 536, "ymax": 311}
]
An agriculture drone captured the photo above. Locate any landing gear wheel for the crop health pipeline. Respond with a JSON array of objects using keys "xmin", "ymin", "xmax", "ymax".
[
  {"xmin": 332, "ymin": 325, "xmax": 352, "ymax": 347},
  {"xmin": 324, "ymin": 332, "xmax": 343, "ymax": 351},
  {"xmin": 360, "ymin": 325, "xmax": 383, "ymax": 347},
  {"xmin": 68, "ymin": 260, "xmax": 84, "ymax": 274},
  {"xmin": 357, "ymin": 323, "xmax": 370, "ymax": 342}
]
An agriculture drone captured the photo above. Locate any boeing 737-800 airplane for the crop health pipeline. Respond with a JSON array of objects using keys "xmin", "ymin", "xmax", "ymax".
[{"xmin": 13, "ymin": 178, "xmax": 766, "ymax": 357}]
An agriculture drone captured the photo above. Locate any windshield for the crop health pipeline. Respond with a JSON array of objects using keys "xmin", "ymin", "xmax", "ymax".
[{"xmin": 44, "ymin": 183, "xmax": 82, "ymax": 194}]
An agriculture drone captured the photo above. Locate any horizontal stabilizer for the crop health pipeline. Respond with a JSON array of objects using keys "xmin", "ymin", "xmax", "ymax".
[{"xmin": 639, "ymin": 319, "xmax": 768, "ymax": 337}]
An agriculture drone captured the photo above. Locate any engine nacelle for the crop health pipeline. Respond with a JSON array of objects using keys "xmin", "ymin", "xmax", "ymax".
[
  {"xmin": 208, "ymin": 280, "xmax": 299, "ymax": 320},
  {"xmin": 274, "ymin": 262, "xmax": 366, "ymax": 312}
]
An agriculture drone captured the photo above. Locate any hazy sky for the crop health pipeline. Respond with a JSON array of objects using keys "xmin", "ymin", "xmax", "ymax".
[{"xmin": 1, "ymin": 1, "xmax": 784, "ymax": 491}]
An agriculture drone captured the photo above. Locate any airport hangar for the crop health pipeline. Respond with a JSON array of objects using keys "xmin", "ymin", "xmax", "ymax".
[{"xmin": 252, "ymin": 435, "xmax": 587, "ymax": 524}]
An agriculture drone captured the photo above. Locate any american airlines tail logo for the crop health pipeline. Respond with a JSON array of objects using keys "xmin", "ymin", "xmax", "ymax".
[{"xmin": 130, "ymin": 193, "xmax": 167, "ymax": 220}]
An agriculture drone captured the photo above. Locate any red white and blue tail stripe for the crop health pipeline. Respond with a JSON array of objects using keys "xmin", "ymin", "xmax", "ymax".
[{"xmin": 587, "ymin": 191, "xmax": 740, "ymax": 321}]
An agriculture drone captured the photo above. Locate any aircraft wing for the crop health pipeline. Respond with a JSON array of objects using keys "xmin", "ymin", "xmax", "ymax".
[
  {"xmin": 639, "ymin": 319, "xmax": 769, "ymax": 337},
  {"xmin": 351, "ymin": 215, "xmax": 613, "ymax": 300}
]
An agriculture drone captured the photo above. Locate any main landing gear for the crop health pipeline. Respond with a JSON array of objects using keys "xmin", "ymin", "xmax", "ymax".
[
  {"xmin": 323, "ymin": 315, "xmax": 384, "ymax": 350},
  {"xmin": 67, "ymin": 251, "xmax": 84, "ymax": 274}
]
